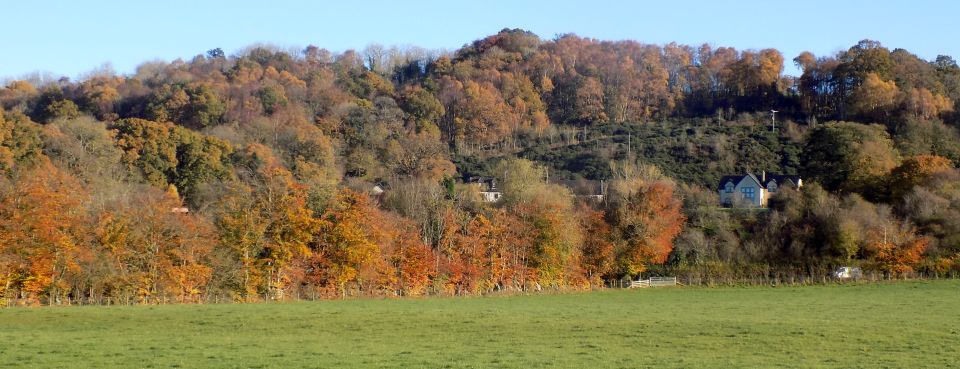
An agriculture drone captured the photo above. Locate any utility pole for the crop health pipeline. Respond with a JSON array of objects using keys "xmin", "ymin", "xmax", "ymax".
[{"xmin": 770, "ymin": 110, "xmax": 779, "ymax": 132}]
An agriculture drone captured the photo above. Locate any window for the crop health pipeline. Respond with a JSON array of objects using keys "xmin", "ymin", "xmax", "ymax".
[
  {"xmin": 740, "ymin": 186, "xmax": 755, "ymax": 200},
  {"xmin": 767, "ymin": 182, "xmax": 778, "ymax": 192},
  {"xmin": 724, "ymin": 182, "xmax": 734, "ymax": 193}
]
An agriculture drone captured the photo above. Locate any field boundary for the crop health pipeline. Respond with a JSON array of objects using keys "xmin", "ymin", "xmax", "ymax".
[
  {"xmin": 604, "ymin": 271, "xmax": 958, "ymax": 289},
  {"xmin": 629, "ymin": 277, "xmax": 678, "ymax": 288},
  {"xmin": 3, "ymin": 272, "xmax": 959, "ymax": 307}
]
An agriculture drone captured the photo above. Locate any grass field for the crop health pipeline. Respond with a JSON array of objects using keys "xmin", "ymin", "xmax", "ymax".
[{"xmin": 1, "ymin": 281, "xmax": 959, "ymax": 368}]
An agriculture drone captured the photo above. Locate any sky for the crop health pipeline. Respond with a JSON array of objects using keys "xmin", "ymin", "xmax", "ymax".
[{"xmin": 2, "ymin": 0, "xmax": 958, "ymax": 81}]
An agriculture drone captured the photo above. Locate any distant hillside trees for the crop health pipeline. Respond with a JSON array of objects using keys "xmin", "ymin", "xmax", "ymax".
[{"xmin": 2, "ymin": 31, "xmax": 960, "ymax": 305}]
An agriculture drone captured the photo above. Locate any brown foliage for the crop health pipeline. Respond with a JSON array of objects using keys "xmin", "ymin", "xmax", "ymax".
[
  {"xmin": 890, "ymin": 154, "xmax": 953, "ymax": 199},
  {"xmin": 868, "ymin": 237, "xmax": 928, "ymax": 276},
  {"xmin": 611, "ymin": 180, "xmax": 686, "ymax": 276},
  {"xmin": 0, "ymin": 161, "xmax": 88, "ymax": 304}
]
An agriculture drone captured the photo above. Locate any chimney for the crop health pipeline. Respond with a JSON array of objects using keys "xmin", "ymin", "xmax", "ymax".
[{"xmin": 762, "ymin": 171, "xmax": 766, "ymax": 182}]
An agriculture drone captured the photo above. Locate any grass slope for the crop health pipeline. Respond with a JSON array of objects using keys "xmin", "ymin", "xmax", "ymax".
[{"xmin": 1, "ymin": 281, "xmax": 959, "ymax": 368}]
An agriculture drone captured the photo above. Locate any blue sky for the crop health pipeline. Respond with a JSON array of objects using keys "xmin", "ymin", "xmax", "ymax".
[{"xmin": 2, "ymin": 0, "xmax": 957, "ymax": 80}]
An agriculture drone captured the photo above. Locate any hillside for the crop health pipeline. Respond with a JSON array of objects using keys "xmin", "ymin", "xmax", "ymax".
[{"xmin": 1, "ymin": 29, "xmax": 960, "ymax": 305}]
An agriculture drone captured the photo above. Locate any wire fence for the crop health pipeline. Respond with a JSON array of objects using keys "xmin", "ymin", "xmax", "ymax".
[
  {"xmin": 605, "ymin": 270, "xmax": 959, "ymax": 288},
  {"xmin": 3, "ymin": 270, "xmax": 958, "ymax": 307}
]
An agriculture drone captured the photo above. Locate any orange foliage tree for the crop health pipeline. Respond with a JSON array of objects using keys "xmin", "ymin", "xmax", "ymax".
[
  {"xmin": 511, "ymin": 186, "xmax": 584, "ymax": 289},
  {"xmin": 0, "ymin": 161, "xmax": 89, "ymax": 305},
  {"xmin": 258, "ymin": 165, "xmax": 319, "ymax": 299},
  {"xmin": 213, "ymin": 182, "xmax": 269, "ymax": 300},
  {"xmin": 211, "ymin": 144, "xmax": 320, "ymax": 301},
  {"xmin": 445, "ymin": 213, "xmax": 496, "ymax": 295},
  {"xmin": 579, "ymin": 205, "xmax": 615, "ymax": 285},
  {"xmin": 377, "ymin": 213, "xmax": 436, "ymax": 296},
  {"xmin": 868, "ymin": 238, "xmax": 928, "ymax": 276},
  {"xmin": 314, "ymin": 189, "xmax": 383, "ymax": 297},
  {"xmin": 610, "ymin": 180, "xmax": 686, "ymax": 277},
  {"xmin": 889, "ymin": 155, "xmax": 953, "ymax": 199},
  {"xmin": 490, "ymin": 209, "xmax": 537, "ymax": 291},
  {"xmin": 94, "ymin": 186, "xmax": 217, "ymax": 304}
]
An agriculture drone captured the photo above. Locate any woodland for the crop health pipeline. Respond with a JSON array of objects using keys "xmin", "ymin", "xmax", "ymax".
[{"xmin": 2, "ymin": 29, "xmax": 959, "ymax": 305}]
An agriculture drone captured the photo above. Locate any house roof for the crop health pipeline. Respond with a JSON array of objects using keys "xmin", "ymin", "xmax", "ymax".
[
  {"xmin": 718, "ymin": 173, "xmax": 800, "ymax": 190},
  {"xmin": 468, "ymin": 176, "xmax": 499, "ymax": 191},
  {"xmin": 717, "ymin": 173, "xmax": 760, "ymax": 190},
  {"xmin": 717, "ymin": 175, "xmax": 740, "ymax": 190},
  {"xmin": 761, "ymin": 174, "xmax": 802, "ymax": 188}
]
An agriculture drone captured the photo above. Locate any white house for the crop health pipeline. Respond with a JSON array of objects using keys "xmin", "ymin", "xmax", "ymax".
[
  {"xmin": 718, "ymin": 172, "xmax": 802, "ymax": 207},
  {"xmin": 468, "ymin": 176, "xmax": 502, "ymax": 203}
]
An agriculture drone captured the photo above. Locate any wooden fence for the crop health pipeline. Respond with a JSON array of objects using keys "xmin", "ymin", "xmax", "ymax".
[
  {"xmin": 650, "ymin": 277, "xmax": 678, "ymax": 287},
  {"xmin": 628, "ymin": 276, "xmax": 677, "ymax": 288},
  {"xmin": 604, "ymin": 271, "xmax": 958, "ymax": 289},
  {"xmin": 677, "ymin": 270, "xmax": 954, "ymax": 287},
  {"xmin": 4, "ymin": 271, "xmax": 958, "ymax": 306}
]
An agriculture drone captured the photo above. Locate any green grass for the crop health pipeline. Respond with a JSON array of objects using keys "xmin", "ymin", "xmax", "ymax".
[{"xmin": 2, "ymin": 281, "xmax": 959, "ymax": 368}]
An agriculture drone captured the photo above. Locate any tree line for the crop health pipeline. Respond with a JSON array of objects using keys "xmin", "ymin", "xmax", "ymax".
[{"xmin": 1, "ymin": 29, "xmax": 959, "ymax": 305}]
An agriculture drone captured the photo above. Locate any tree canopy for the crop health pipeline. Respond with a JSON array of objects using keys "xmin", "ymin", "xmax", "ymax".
[{"xmin": 1, "ymin": 31, "xmax": 960, "ymax": 305}]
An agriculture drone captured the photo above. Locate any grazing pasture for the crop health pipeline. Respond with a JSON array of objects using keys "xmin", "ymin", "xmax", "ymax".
[{"xmin": 1, "ymin": 281, "xmax": 958, "ymax": 368}]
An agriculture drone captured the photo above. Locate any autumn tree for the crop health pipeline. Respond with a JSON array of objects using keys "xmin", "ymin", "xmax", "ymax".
[
  {"xmin": 94, "ymin": 186, "xmax": 217, "ymax": 303},
  {"xmin": 0, "ymin": 161, "xmax": 89, "ymax": 304},
  {"xmin": 378, "ymin": 213, "xmax": 436, "ymax": 296},
  {"xmin": 146, "ymin": 84, "xmax": 225, "ymax": 128},
  {"xmin": 558, "ymin": 75, "xmax": 607, "ymax": 125},
  {"xmin": 493, "ymin": 157, "xmax": 547, "ymax": 206},
  {"xmin": 900, "ymin": 169, "xmax": 960, "ymax": 260},
  {"xmin": 382, "ymin": 177, "xmax": 454, "ymax": 248},
  {"xmin": 607, "ymin": 165, "xmax": 685, "ymax": 277},
  {"xmin": 211, "ymin": 182, "xmax": 269, "ymax": 300},
  {"xmin": 42, "ymin": 99, "xmax": 82, "ymax": 122},
  {"xmin": 579, "ymin": 205, "xmax": 615, "ymax": 284},
  {"xmin": 530, "ymin": 186, "xmax": 584, "ymax": 288},
  {"xmin": 0, "ymin": 109, "xmax": 11, "ymax": 171},
  {"xmin": 903, "ymin": 87, "xmax": 954, "ymax": 119},
  {"xmin": 76, "ymin": 76, "xmax": 122, "ymax": 120},
  {"xmin": 445, "ymin": 213, "xmax": 496, "ymax": 295},
  {"xmin": 399, "ymin": 85, "xmax": 445, "ymax": 131},
  {"xmin": 313, "ymin": 189, "xmax": 382, "ymax": 297},
  {"xmin": 863, "ymin": 222, "xmax": 929, "ymax": 277},
  {"xmin": 251, "ymin": 151, "xmax": 319, "ymax": 299},
  {"xmin": 0, "ymin": 111, "xmax": 44, "ymax": 174},
  {"xmin": 801, "ymin": 121, "xmax": 899, "ymax": 199},
  {"xmin": 0, "ymin": 80, "xmax": 38, "ymax": 111},
  {"xmin": 444, "ymin": 79, "xmax": 514, "ymax": 146},
  {"xmin": 836, "ymin": 40, "xmax": 894, "ymax": 116},
  {"xmin": 889, "ymin": 154, "xmax": 953, "ymax": 199},
  {"xmin": 849, "ymin": 73, "xmax": 899, "ymax": 120},
  {"xmin": 112, "ymin": 118, "xmax": 233, "ymax": 201}
]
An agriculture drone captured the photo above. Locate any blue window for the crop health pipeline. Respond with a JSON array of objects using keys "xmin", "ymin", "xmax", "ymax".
[
  {"xmin": 740, "ymin": 186, "xmax": 755, "ymax": 199},
  {"xmin": 724, "ymin": 182, "xmax": 734, "ymax": 193}
]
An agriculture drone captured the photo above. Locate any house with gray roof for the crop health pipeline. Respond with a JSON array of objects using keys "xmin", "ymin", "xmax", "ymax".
[{"xmin": 718, "ymin": 172, "xmax": 802, "ymax": 207}]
